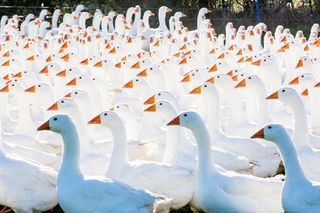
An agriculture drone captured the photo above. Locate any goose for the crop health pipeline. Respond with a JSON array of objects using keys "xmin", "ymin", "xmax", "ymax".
[
  {"xmin": 190, "ymin": 82, "xmax": 281, "ymax": 177},
  {"xmin": 144, "ymin": 100, "xmax": 255, "ymax": 173},
  {"xmin": 252, "ymin": 124, "xmax": 320, "ymax": 213},
  {"xmin": 88, "ymin": 111, "xmax": 194, "ymax": 209},
  {"xmin": 37, "ymin": 114, "xmax": 171, "ymax": 213},
  {"xmin": 167, "ymin": 111, "xmax": 283, "ymax": 213},
  {"xmin": 0, "ymin": 132, "xmax": 58, "ymax": 212},
  {"xmin": 20, "ymin": 14, "xmax": 35, "ymax": 36},
  {"xmin": 266, "ymin": 87, "xmax": 320, "ymax": 181}
]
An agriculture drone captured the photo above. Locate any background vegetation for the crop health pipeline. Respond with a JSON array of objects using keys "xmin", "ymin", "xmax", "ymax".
[{"xmin": 0, "ymin": 0, "xmax": 319, "ymax": 34}]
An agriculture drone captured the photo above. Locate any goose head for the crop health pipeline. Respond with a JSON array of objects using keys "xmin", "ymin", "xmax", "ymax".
[
  {"xmin": 25, "ymin": 83, "xmax": 53, "ymax": 97},
  {"xmin": 145, "ymin": 100, "xmax": 177, "ymax": 120},
  {"xmin": 75, "ymin": 4, "xmax": 88, "ymax": 12},
  {"xmin": 289, "ymin": 73, "xmax": 316, "ymax": 88},
  {"xmin": 38, "ymin": 114, "xmax": 75, "ymax": 134},
  {"xmin": 88, "ymin": 111, "xmax": 122, "ymax": 129},
  {"xmin": 251, "ymin": 123, "xmax": 288, "ymax": 142},
  {"xmin": 167, "ymin": 111, "xmax": 202, "ymax": 130},
  {"xmin": 266, "ymin": 87, "xmax": 301, "ymax": 105},
  {"xmin": 47, "ymin": 97, "xmax": 79, "ymax": 113}
]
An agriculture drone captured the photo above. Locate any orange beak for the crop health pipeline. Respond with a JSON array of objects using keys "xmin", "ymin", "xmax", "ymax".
[
  {"xmin": 88, "ymin": 115, "xmax": 101, "ymax": 124},
  {"xmin": 179, "ymin": 44, "xmax": 187, "ymax": 50},
  {"xmin": 123, "ymin": 80, "xmax": 133, "ymax": 88},
  {"xmin": 236, "ymin": 49, "xmax": 242, "ymax": 55},
  {"xmin": 109, "ymin": 47, "xmax": 116, "ymax": 54},
  {"xmin": 131, "ymin": 61, "xmax": 140, "ymax": 69},
  {"xmin": 80, "ymin": 58, "xmax": 88, "ymax": 65},
  {"xmin": 39, "ymin": 66, "xmax": 49, "ymax": 74},
  {"xmin": 64, "ymin": 92, "xmax": 72, "ymax": 97},
  {"xmin": 179, "ymin": 58, "xmax": 187, "ymax": 65},
  {"xmin": 0, "ymin": 85, "xmax": 9, "ymax": 92},
  {"xmin": 27, "ymin": 55, "xmax": 35, "ymax": 61},
  {"xmin": 209, "ymin": 64, "xmax": 217, "ymax": 72},
  {"xmin": 251, "ymin": 128, "xmax": 264, "ymax": 139},
  {"xmin": 235, "ymin": 79, "xmax": 246, "ymax": 88},
  {"xmin": 266, "ymin": 91, "xmax": 279, "ymax": 99},
  {"xmin": 56, "ymin": 70, "xmax": 66, "ymax": 77},
  {"xmin": 66, "ymin": 78, "xmax": 76, "ymax": 86},
  {"xmin": 61, "ymin": 53, "xmax": 70, "ymax": 61},
  {"xmin": 295, "ymin": 59, "xmax": 303, "ymax": 69},
  {"xmin": 47, "ymin": 102, "xmax": 58, "ymax": 111},
  {"xmin": 289, "ymin": 76, "xmax": 299, "ymax": 85},
  {"xmin": 137, "ymin": 69, "xmax": 147, "ymax": 77},
  {"xmin": 167, "ymin": 116, "xmax": 180, "ymax": 126},
  {"xmin": 13, "ymin": 72, "xmax": 21, "ymax": 78},
  {"xmin": 251, "ymin": 60, "xmax": 261, "ymax": 66},
  {"xmin": 46, "ymin": 56, "xmax": 52, "ymax": 62},
  {"xmin": 25, "ymin": 85, "xmax": 35, "ymax": 93},
  {"xmin": 94, "ymin": 61, "xmax": 102, "ymax": 67},
  {"xmin": 206, "ymin": 77, "xmax": 214, "ymax": 84},
  {"xmin": 37, "ymin": 120, "xmax": 50, "ymax": 131},
  {"xmin": 301, "ymin": 89, "xmax": 308, "ymax": 96},
  {"xmin": 245, "ymin": 56, "xmax": 252, "ymax": 62},
  {"xmin": 1, "ymin": 60, "xmax": 10, "ymax": 66},
  {"xmin": 144, "ymin": 104, "xmax": 156, "ymax": 112},
  {"xmin": 144, "ymin": 95, "xmax": 155, "ymax": 105},
  {"xmin": 218, "ymin": 53, "xmax": 225, "ymax": 59},
  {"xmin": 237, "ymin": 57, "xmax": 244, "ymax": 63},
  {"xmin": 180, "ymin": 75, "xmax": 190, "ymax": 83},
  {"xmin": 189, "ymin": 86, "xmax": 201, "ymax": 94}
]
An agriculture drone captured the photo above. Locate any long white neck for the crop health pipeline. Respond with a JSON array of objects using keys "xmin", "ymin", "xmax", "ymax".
[
  {"xmin": 224, "ymin": 85, "xmax": 248, "ymax": 125},
  {"xmin": 106, "ymin": 120, "xmax": 129, "ymax": 177},
  {"xmin": 58, "ymin": 125, "xmax": 82, "ymax": 183},
  {"xmin": 191, "ymin": 119, "xmax": 218, "ymax": 179},
  {"xmin": 143, "ymin": 14, "xmax": 150, "ymax": 29},
  {"xmin": 158, "ymin": 11, "xmax": 168, "ymax": 31},
  {"xmin": 132, "ymin": 11, "xmax": 141, "ymax": 34},
  {"xmin": 52, "ymin": 12, "xmax": 60, "ymax": 29},
  {"xmin": 310, "ymin": 89, "xmax": 320, "ymax": 131},
  {"xmin": 79, "ymin": 15, "xmax": 87, "ymax": 29},
  {"xmin": 289, "ymin": 95, "xmax": 310, "ymax": 150},
  {"xmin": 201, "ymin": 93, "xmax": 224, "ymax": 140},
  {"xmin": 162, "ymin": 108, "xmax": 185, "ymax": 164},
  {"xmin": 252, "ymin": 81, "xmax": 271, "ymax": 126},
  {"xmin": 274, "ymin": 133, "xmax": 308, "ymax": 184}
]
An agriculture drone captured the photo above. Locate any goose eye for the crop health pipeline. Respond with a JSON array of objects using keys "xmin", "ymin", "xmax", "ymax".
[
  {"xmin": 14, "ymin": 79, "xmax": 17, "ymax": 82},
  {"xmin": 12, "ymin": 59, "xmax": 14, "ymax": 61},
  {"xmin": 53, "ymin": 118, "xmax": 57, "ymax": 121},
  {"xmin": 79, "ymin": 77, "xmax": 82, "ymax": 79},
  {"xmin": 204, "ymin": 85, "xmax": 207, "ymax": 87},
  {"xmin": 68, "ymin": 69, "xmax": 72, "ymax": 71},
  {"xmin": 136, "ymin": 79, "xmax": 139, "ymax": 82},
  {"xmin": 61, "ymin": 100, "xmax": 64, "ymax": 103},
  {"xmin": 183, "ymin": 114, "xmax": 187, "ymax": 117},
  {"xmin": 104, "ymin": 60, "xmax": 107, "ymax": 62},
  {"xmin": 301, "ymin": 75, "xmax": 304, "ymax": 78},
  {"xmin": 217, "ymin": 76, "xmax": 220, "ymax": 78},
  {"xmin": 24, "ymin": 71, "xmax": 27, "ymax": 73},
  {"xmin": 104, "ymin": 113, "xmax": 107, "ymax": 116},
  {"xmin": 150, "ymin": 68, "xmax": 153, "ymax": 70},
  {"xmin": 93, "ymin": 78, "xmax": 95, "ymax": 81},
  {"xmin": 219, "ymin": 63, "xmax": 221, "ymax": 65},
  {"xmin": 282, "ymin": 89, "xmax": 285, "ymax": 92},
  {"xmin": 268, "ymin": 126, "xmax": 272, "ymax": 129},
  {"xmin": 192, "ymin": 74, "xmax": 194, "ymax": 76},
  {"xmin": 38, "ymin": 85, "xmax": 41, "ymax": 87},
  {"xmin": 50, "ymin": 65, "xmax": 53, "ymax": 67},
  {"xmin": 159, "ymin": 103, "xmax": 163, "ymax": 106},
  {"xmin": 12, "ymin": 84, "xmax": 14, "ymax": 86},
  {"xmin": 158, "ymin": 93, "xmax": 161, "ymax": 96},
  {"xmin": 248, "ymin": 77, "xmax": 252, "ymax": 79},
  {"xmin": 75, "ymin": 92, "xmax": 78, "ymax": 94},
  {"xmin": 117, "ymin": 106, "xmax": 119, "ymax": 108}
]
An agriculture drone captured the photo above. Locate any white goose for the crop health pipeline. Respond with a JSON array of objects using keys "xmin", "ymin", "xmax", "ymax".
[
  {"xmin": 252, "ymin": 124, "xmax": 320, "ymax": 213},
  {"xmin": 37, "ymin": 114, "xmax": 171, "ymax": 213},
  {"xmin": 167, "ymin": 111, "xmax": 283, "ymax": 213}
]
